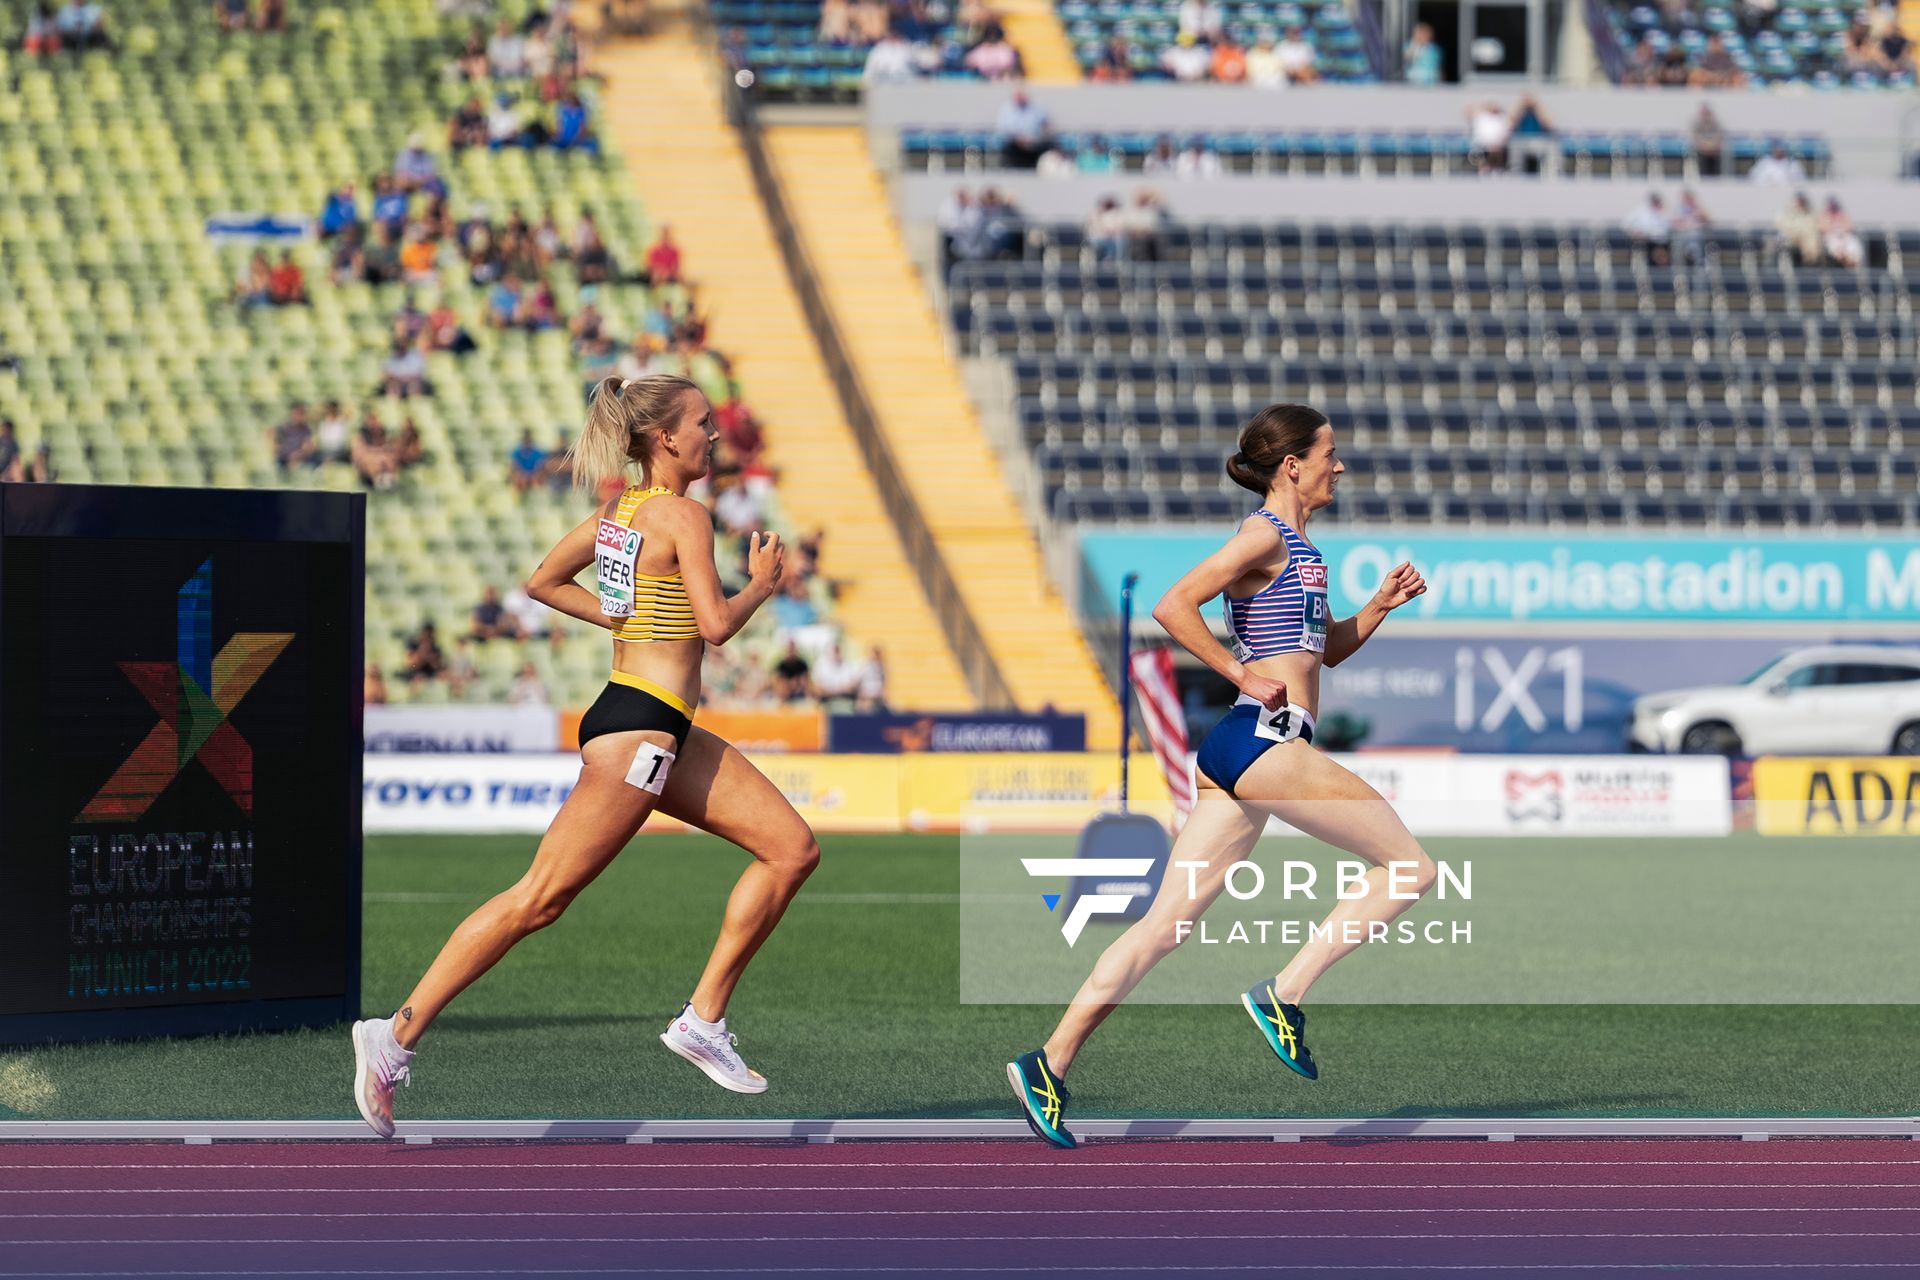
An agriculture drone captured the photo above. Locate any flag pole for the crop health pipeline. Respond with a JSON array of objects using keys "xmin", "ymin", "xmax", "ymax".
[{"xmin": 1119, "ymin": 572, "xmax": 1138, "ymax": 815}]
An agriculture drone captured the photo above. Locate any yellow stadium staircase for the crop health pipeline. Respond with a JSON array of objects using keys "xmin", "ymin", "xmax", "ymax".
[
  {"xmin": 595, "ymin": 19, "xmax": 973, "ymax": 712},
  {"xmin": 762, "ymin": 124, "xmax": 1120, "ymax": 748},
  {"xmin": 996, "ymin": 0, "xmax": 1084, "ymax": 82}
]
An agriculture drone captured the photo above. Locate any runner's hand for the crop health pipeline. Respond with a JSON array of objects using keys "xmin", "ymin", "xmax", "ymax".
[
  {"xmin": 1238, "ymin": 672, "xmax": 1288, "ymax": 711},
  {"xmin": 1372, "ymin": 562, "xmax": 1427, "ymax": 612},
  {"xmin": 748, "ymin": 531, "xmax": 784, "ymax": 588}
]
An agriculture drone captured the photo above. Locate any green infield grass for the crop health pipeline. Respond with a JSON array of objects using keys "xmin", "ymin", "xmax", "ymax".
[{"xmin": 0, "ymin": 833, "xmax": 1913, "ymax": 1122}]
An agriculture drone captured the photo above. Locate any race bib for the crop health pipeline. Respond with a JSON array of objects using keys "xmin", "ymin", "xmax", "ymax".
[
  {"xmin": 625, "ymin": 741, "xmax": 676, "ymax": 795},
  {"xmin": 595, "ymin": 518, "xmax": 641, "ymax": 618},
  {"xmin": 1297, "ymin": 561, "xmax": 1328, "ymax": 654},
  {"xmin": 1252, "ymin": 702, "xmax": 1310, "ymax": 744}
]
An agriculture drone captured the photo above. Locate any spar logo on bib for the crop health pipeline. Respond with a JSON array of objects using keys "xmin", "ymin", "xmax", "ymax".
[{"xmin": 1297, "ymin": 562, "xmax": 1328, "ymax": 590}]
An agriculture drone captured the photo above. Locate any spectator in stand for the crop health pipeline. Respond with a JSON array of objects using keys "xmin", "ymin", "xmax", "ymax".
[
  {"xmin": 452, "ymin": 30, "xmax": 488, "ymax": 79},
  {"xmin": 1176, "ymin": 137, "xmax": 1224, "ymax": 179},
  {"xmin": 371, "ymin": 174, "xmax": 409, "ymax": 235},
  {"xmin": 395, "ymin": 417, "xmax": 426, "ymax": 471},
  {"xmin": 964, "ymin": 22, "xmax": 1022, "ymax": 78},
  {"xmin": 1750, "ymin": 141, "xmax": 1805, "ymax": 184},
  {"xmin": 329, "ymin": 225, "xmax": 365, "ymax": 283},
  {"xmin": 55, "ymin": 0, "xmax": 110, "ymax": 49},
  {"xmin": 316, "ymin": 399, "xmax": 352, "ymax": 464},
  {"xmin": 365, "ymin": 662, "xmax": 389, "ymax": 706},
  {"xmin": 425, "ymin": 297, "xmax": 477, "ymax": 355},
  {"xmin": 24, "ymin": 4, "xmax": 61, "ymax": 55},
  {"xmin": 1162, "ymin": 32, "xmax": 1212, "ymax": 81},
  {"xmin": 1177, "ymin": 0, "xmax": 1223, "ymax": 39},
  {"xmin": 543, "ymin": 429, "xmax": 575, "ymax": 491},
  {"xmin": 1690, "ymin": 103, "xmax": 1726, "ymax": 178},
  {"xmin": 1036, "ymin": 140, "xmax": 1076, "ymax": 178},
  {"xmin": 812, "ymin": 642, "xmax": 864, "ymax": 707},
  {"xmin": 258, "ymin": 0, "xmax": 288, "ymax": 34},
  {"xmin": 443, "ymin": 636, "xmax": 477, "ymax": 699},
  {"xmin": 509, "ymin": 429, "xmax": 547, "ymax": 494},
  {"xmin": 1092, "ymin": 34, "xmax": 1136, "ymax": 81},
  {"xmin": 1881, "ymin": 18, "xmax": 1914, "ymax": 76},
  {"xmin": 1246, "ymin": 31, "xmax": 1287, "ymax": 87},
  {"xmin": 381, "ymin": 337, "xmax": 431, "ymax": 399},
  {"xmin": 1125, "ymin": 189, "xmax": 1169, "ymax": 260},
  {"xmin": 1089, "ymin": 196, "xmax": 1130, "ymax": 261},
  {"xmin": 863, "ymin": 27, "xmax": 921, "ymax": 83},
  {"xmin": 23, "ymin": 444, "xmax": 53, "ymax": 484},
  {"xmin": 449, "ymin": 96, "xmax": 488, "ymax": 150},
  {"xmin": 488, "ymin": 92, "xmax": 524, "ymax": 149},
  {"xmin": 714, "ymin": 384, "xmax": 765, "ymax": 466},
  {"xmin": 1077, "ymin": 136, "xmax": 1117, "ymax": 174},
  {"xmin": 553, "ymin": 92, "xmax": 599, "ymax": 153},
  {"xmin": 0, "ymin": 419, "xmax": 24, "ymax": 482},
  {"xmin": 232, "ymin": 250, "xmax": 274, "ymax": 308},
  {"xmin": 711, "ymin": 472, "xmax": 765, "ymax": 536},
  {"xmin": 854, "ymin": 644, "xmax": 887, "ymax": 711},
  {"xmin": 503, "ymin": 583, "xmax": 553, "ymax": 643},
  {"xmin": 508, "ymin": 661, "xmax": 549, "ymax": 705},
  {"xmin": 646, "ymin": 226, "xmax": 682, "ymax": 284},
  {"xmin": 574, "ymin": 207, "xmax": 614, "ymax": 283},
  {"xmin": 1822, "ymin": 197, "xmax": 1863, "ymax": 268},
  {"xmin": 215, "ymin": 0, "xmax": 249, "ymax": 32},
  {"xmin": 469, "ymin": 586, "xmax": 519, "ymax": 642},
  {"xmin": 819, "ymin": 0, "xmax": 853, "ymax": 42},
  {"xmin": 1143, "ymin": 136, "xmax": 1178, "ymax": 174},
  {"xmin": 399, "ymin": 224, "xmax": 438, "ymax": 284},
  {"xmin": 996, "ymin": 90, "xmax": 1053, "ymax": 170},
  {"xmin": 773, "ymin": 575, "xmax": 820, "ymax": 631},
  {"xmin": 402, "ymin": 622, "xmax": 446, "ymax": 688},
  {"xmin": 1774, "ymin": 192, "xmax": 1822, "ymax": 265},
  {"xmin": 579, "ymin": 334, "xmax": 620, "ymax": 398},
  {"xmin": 1507, "ymin": 94, "xmax": 1556, "ymax": 176},
  {"xmin": 1654, "ymin": 45, "xmax": 1691, "ymax": 87},
  {"xmin": 1276, "ymin": 26, "xmax": 1319, "ymax": 84},
  {"xmin": 853, "ymin": 0, "xmax": 890, "ymax": 43},
  {"xmin": 1692, "ymin": 32, "xmax": 1746, "ymax": 86},
  {"xmin": 319, "ymin": 182, "xmax": 358, "ymax": 239},
  {"xmin": 488, "ymin": 273, "xmax": 524, "ymax": 329},
  {"xmin": 1621, "ymin": 35, "xmax": 1658, "ymax": 85},
  {"xmin": 770, "ymin": 639, "xmax": 813, "ymax": 702},
  {"xmin": 353, "ymin": 411, "xmax": 400, "ymax": 488},
  {"xmin": 1404, "ymin": 22, "xmax": 1441, "ymax": 84},
  {"xmin": 487, "ymin": 18, "xmax": 528, "ymax": 78},
  {"xmin": 1623, "ymin": 192, "xmax": 1672, "ymax": 266},
  {"xmin": 272, "ymin": 402, "xmax": 316, "ymax": 471},
  {"xmin": 1671, "ymin": 189, "xmax": 1711, "ymax": 265},
  {"xmin": 1211, "ymin": 33, "xmax": 1249, "ymax": 82},
  {"xmin": 394, "ymin": 134, "xmax": 445, "ymax": 198},
  {"xmin": 1468, "ymin": 100, "xmax": 1511, "ymax": 173},
  {"xmin": 1843, "ymin": 19, "xmax": 1880, "ymax": 75},
  {"xmin": 268, "ymin": 250, "xmax": 308, "ymax": 304},
  {"xmin": 523, "ymin": 278, "xmax": 559, "ymax": 330}
]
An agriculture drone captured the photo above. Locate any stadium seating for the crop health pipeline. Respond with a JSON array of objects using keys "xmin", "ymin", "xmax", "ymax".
[
  {"xmin": 1056, "ymin": 0, "xmax": 1374, "ymax": 80},
  {"xmin": 950, "ymin": 221, "xmax": 1920, "ymax": 529},
  {"xmin": 900, "ymin": 126, "xmax": 1833, "ymax": 178},
  {"xmin": 1601, "ymin": 0, "xmax": 1918, "ymax": 88},
  {"xmin": 714, "ymin": 0, "xmax": 974, "ymax": 101},
  {"xmin": 0, "ymin": 1, "xmax": 823, "ymax": 705}
]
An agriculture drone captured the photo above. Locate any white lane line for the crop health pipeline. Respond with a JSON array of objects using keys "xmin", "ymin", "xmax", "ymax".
[
  {"xmin": 4, "ymin": 1160, "xmax": 1915, "ymax": 1173},
  {"xmin": 3, "ymin": 1183, "xmax": 1915, "ymax": 1195},
  {"xmin": 3, "ymin": 1207, "xmax": 1917, "ymax": 1221},
  {"xmin": 0, "ymin": 1232, "xmax": 1916, "ymax": 1246},
  {"xmin": 3, "ymin": 1264, "xmax": 1920, "ymax": 1276}
]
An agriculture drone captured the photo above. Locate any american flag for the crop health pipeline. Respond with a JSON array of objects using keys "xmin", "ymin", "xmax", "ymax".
[{"xmin": 1129, "ymin": 645, "xmax": 1194, "ymax": 830}]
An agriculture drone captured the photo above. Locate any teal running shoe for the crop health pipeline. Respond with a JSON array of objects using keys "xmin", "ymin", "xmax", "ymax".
[
  {"xmin": 1242, "ymin": 982, "xmax": 1319, "ymax": 1081},
  {"xmin": 1006, "ymin": 1048, "xmax": 1077, "ymax": 1149}
]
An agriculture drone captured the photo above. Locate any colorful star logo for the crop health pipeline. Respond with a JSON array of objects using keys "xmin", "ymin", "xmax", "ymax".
[{"xmin": 76, "ymin": 560, "xmax": 293, "ymax": 823}]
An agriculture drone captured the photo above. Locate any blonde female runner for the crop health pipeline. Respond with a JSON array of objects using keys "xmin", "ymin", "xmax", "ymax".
[
  {"xmin": 351, "ymin": 374, "xmax": 820, "ymax": 1136},
  {"xmin": 1008, "ymin": 403, "xmax": 1432, "ymax": 1147}
]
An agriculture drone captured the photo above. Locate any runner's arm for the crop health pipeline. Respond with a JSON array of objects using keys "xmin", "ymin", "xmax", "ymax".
[
  {"xmin": 1150, "ymin": 518, "xmax": 1287, "ymax": 704},
  {"xmin": 524, "ymin": 502, "xmax": 622, "ymax": 630},
  {"xmin": 663, "ymin": 497, "xmax": 783, "ymax": 646},
  {"xmin": 1323, "ymin": 561, "xmax": 1426, "ymax": 667}
]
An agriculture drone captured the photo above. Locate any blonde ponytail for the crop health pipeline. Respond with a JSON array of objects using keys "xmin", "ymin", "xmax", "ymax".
[{"xmin": 566, "ymin": 375, "xmax": 700, "ymax": 494}]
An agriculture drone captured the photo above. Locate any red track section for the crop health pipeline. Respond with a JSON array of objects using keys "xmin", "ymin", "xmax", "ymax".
[{"xmin": 0, "ymin": 1138, "xmax": 1915, "ymax": 1276}]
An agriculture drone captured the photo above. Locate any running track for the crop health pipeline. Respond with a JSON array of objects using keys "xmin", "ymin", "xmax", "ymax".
[{"xmin": 0, "ymin": 1139, "xmax": 1916, "ymax": 1277}]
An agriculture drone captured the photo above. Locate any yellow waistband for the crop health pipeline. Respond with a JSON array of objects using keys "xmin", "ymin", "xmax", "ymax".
[{"xmin": 608, "ymin": 669, "xmax": 696, "ymax": 719}]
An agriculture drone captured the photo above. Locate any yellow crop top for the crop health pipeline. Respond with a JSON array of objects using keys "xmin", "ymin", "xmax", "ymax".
[{"xmin": 608, "ymin": 486, "xmax": 700, "ymax": 644}]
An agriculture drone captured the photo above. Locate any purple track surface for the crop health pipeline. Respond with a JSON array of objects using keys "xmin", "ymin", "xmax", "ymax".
[{"xmin": 0, "ymin": 1138, "xmax": 1915, "ymax": 1277}]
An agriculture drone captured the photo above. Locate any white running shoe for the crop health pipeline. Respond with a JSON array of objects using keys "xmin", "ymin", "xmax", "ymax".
[
  {"xmin": 350, "ymin": 1017, "xmax": 415, "ymax": 1138},
  {"xmin": 659, "ymin": 1003, "xmax": 768, "ymax": 1094}
]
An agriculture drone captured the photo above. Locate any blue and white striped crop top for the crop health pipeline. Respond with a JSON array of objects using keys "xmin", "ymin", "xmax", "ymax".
[{"xmin": 1223, "ymin": 510, "xmax": 1330, "ymax": 659}]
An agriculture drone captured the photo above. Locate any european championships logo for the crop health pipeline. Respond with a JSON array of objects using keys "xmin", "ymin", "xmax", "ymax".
[{"xmin": 77, "ymin": 560, "xmax": 293, "ymax": 823}]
